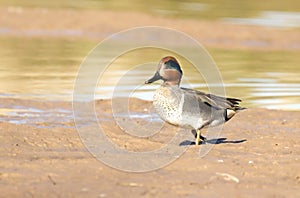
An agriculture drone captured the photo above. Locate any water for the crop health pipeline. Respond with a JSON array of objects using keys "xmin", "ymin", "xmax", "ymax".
[
  {"xmin": 0, "ymin": 106, "xmax": 74, "ymax": 128},
  {"xmin": 0, "ymin": 37, "xmax": 299, "ymax": 109},
  {"xmin": 223, "ymin": 11, "xmax": 300, "ymax": 28}
]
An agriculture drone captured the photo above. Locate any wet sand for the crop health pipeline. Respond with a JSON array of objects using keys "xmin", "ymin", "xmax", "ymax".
[{"xmin": 1, "ymin": 98, "xmax": 300, "ymax": 197}]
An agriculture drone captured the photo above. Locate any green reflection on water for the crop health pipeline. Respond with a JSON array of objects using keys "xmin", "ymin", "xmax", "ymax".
[
  {"xmin": 209, "ymin": 49, "xmax": 300, "ymax": 109},
  {"xmin": 0, "ymin": 36, "xmax": 299, "ymax": 110},
  {"xmin": 0, "ymin": 37, "xmax": 95, "ymax": 100},
  {"xmin": 210, "ymin": 48, "xmax": 300, "ymax": 83}
]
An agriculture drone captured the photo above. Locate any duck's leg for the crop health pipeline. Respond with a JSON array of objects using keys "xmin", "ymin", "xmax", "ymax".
[
  {"xmin": 191, "ymin": 129, "xmax": 206, "ymax": 145},
  {"xmin": 195, "ymin": 129, "xmax": 201, "ymax": 145}
]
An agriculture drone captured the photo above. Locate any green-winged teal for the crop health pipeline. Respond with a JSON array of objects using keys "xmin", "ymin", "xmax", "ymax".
[{"xmin": 145, "ymin": 56, "xmax": 242, "ymax": 145}]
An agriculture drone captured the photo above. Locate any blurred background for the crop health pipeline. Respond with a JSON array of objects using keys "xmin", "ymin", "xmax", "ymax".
[{"xmin": 0, "ymin": 0, "xmax": 299, "ymax": 110}]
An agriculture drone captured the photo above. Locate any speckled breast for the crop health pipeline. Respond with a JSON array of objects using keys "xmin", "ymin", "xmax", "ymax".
[{"xmin": 152, "ymin": 86, "xmax": 182, "ymax": 126}]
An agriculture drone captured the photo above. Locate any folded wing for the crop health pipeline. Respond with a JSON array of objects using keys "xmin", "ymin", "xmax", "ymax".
[{"xmin": 181, "ymin": 87, "xmax": 242, "ymax": 110}]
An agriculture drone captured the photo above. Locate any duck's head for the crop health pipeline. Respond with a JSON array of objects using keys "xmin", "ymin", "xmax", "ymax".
[{"xmin": 145, "ymin": 56, "xmax": 183, "ymax": 86}]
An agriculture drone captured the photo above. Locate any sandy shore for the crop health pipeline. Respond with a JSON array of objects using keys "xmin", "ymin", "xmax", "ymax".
[
  {"xmin": 1, "ymin": 98, "xmax": 299, "ymax": 197},
  {"xmin": 0, "ymin": 7, "xmax": 300, "ymax": 50}
]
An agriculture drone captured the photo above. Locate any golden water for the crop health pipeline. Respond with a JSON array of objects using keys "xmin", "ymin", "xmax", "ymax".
[{"xmin": 0, "ymin": 37, "xmax": 299, "ymax": 110}]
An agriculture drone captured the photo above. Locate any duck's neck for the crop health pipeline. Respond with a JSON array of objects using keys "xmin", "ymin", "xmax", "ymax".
[{"xmin": 163, "ymin": 81, "xmax": 180, "ymax": 86}]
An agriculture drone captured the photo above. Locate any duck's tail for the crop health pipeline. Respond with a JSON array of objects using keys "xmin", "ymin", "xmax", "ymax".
[{"xmin": 224, "ymin": 97, "xmax": 246, "ymax": 121}]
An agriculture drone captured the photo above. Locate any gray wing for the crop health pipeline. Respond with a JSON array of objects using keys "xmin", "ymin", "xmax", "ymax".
[{"xmin": 181, "ymin": 87, "xmax": 242, "ymax": 110}]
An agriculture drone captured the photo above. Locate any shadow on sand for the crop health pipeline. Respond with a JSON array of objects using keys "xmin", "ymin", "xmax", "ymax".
[{"xmin": 180, "ymin": 138, "xmax": 247, "ymax": 146}]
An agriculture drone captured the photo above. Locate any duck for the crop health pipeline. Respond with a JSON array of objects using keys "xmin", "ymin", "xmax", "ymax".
[{"xmin": 145, "ymin": 56, "xmax": 242, "ymax": 145}]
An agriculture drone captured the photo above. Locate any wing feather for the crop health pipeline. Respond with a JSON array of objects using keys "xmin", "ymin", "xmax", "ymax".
[{"xmin": 181, "ymin": 87, "xmax": 242, "ymax": 110}]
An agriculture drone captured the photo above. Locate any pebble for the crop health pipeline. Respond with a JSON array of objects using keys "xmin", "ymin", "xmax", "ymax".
[
  {"xmin": 216, "ymin": 172, "xmax": 239, "ymax": 183},
  {"xmin": 81, "ymin": 187, "xmax": 89, "ymax": 192},
  {"xmin": 99, "ymin": 193, "xmax": 107, "ymax": 198},
  {"xmin": 121, "ymin": 182, "xmax": 143, "ymax": 187}
]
